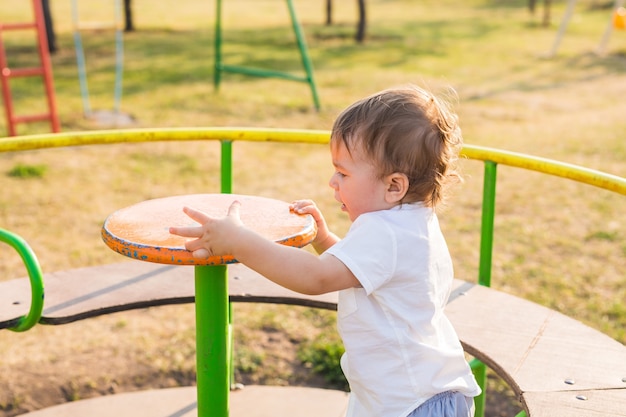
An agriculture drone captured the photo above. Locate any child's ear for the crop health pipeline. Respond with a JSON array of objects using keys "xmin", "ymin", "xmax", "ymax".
[{"xmin": 385, "ymin": 173, "xmax": 409, "ymax": 204}]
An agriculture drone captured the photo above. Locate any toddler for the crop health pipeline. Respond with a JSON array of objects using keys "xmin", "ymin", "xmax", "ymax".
[{"xmin": 170, "ymin": 85, "xmax": 481, "ymax": 417}]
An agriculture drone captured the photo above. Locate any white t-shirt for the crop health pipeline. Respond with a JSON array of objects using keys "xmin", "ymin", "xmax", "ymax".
[{"xmin": 324, "ymin": 203, "xmax": 481, "ymax": 417}]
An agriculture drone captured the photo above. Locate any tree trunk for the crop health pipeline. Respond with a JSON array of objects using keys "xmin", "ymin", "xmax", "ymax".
[
  {"xmin": 542, "ymin": 0, "xmax": 551, "ymax": 27},
  {"xmin": 356, "ymin": 0, "xmax": 366, "ymax": 42},
  {"xmin": 124, "ymin": 0, "xmax": 135, "ymax": 31},
  {"xmin": 41, "ymin": 0, "xmax": 57, "ymax": 53},
  {"xmin": 326, "ymin": 0, "xmax": 332, "ymax": 25}
]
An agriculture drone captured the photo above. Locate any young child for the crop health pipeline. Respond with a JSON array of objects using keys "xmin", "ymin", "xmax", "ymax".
[{"xmin": 169, "ymin": 85, "xmax": 481, "ymax": 417}]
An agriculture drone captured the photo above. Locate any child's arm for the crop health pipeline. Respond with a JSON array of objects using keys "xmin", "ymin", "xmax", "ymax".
[{"xmin": 169, "ymin": 201, "xmax": 358, "ymax": 295}]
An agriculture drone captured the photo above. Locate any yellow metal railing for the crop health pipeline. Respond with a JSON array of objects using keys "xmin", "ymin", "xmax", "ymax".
[{"xmin": 1, "ymin": 128, "xmax": 623, "ymax": 195}]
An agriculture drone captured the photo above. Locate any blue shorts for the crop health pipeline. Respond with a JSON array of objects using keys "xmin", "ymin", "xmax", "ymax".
[{"xmin": 407, "ymin": 391, "xmax": 475, "ymax": 417}]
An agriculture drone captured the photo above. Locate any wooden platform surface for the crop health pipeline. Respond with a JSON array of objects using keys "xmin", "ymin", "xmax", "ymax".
[
  {"xmin": 445, "ymin": 281, "xmax": 626, "ymax": 416},
  {"xmin": 17, "ymin": 385, "xmax": 349, "ymax": 417},
  {"xmin": 0, "ymin": 261, "xmax": 337, "ymax": 327}
]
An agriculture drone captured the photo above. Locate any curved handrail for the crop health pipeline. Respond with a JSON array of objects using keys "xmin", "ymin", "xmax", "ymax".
[
  {"xmin": 0, "ymin": 229, "xmax": 45, "ymax": 332},
  {"xmin": 461, "ymin": 145, "xmax": 626, "ymax": 196},
  {"xmin": 0, "ymin": 127, "xmax": 330, "ymax": 152},
  {"xmin": 0, "ymin": 128, "xmax": 624, "ymax": 195}
]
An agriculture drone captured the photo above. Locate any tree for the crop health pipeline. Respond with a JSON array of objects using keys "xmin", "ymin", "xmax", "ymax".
[
  {"xmin": 42, "ymin": 0, "xmax": 57, "ymax": 53},
  {"xmin": 124, "ymin": 0, "xmax": 134, "ymax": 32}
]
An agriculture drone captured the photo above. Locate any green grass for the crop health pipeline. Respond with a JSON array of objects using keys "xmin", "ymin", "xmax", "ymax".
[
  {"xmin": 298, "ymin": 331, "xmax": 347, "ymax": 390},
  {"xmin": 0, "ymin": 0, "xmax": 625, "ymax": 414},
  {"xmin": 6, "ymin": 163, "xmax": 47, "ymax": 179}
]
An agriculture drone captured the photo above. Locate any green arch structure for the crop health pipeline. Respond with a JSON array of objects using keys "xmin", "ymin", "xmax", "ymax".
[{"xmin": 0, "ymin": 228, "xmax": 44, "ymax": 332}]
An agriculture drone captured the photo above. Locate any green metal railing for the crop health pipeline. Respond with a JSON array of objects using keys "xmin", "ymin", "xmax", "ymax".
[
  {"xmin": 0, "ymin": 228, "xmax": 44, "ymax": 332},
  {"xmin": 1, "ymin": 127, "xmax": 624, "ymax": 416}
]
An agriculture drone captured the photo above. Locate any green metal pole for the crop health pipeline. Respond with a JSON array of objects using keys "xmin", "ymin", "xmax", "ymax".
[
  {"xmin": 478, "ymin": 161, "xmax": 497, "ymax": 288},
  {"xmin": 471, "ymin": 161, "xmax": 498, "ymax": 417},
  {"xmin": 195, "ymin": 264, "xmax": 229, "ymax": 417},
  {"xmin": 470, "ymin": 358, "xmax": 487, "ymax": 417},
  {"xmin": 220, "ymin": 139, "xmax": 235, "ymax": 388},
  {"xmin": 221, "ymin": 140, "xmax": 232, "ymax": 194},
  {"xmin": 285, "ymin": 0, "xmax": 320, "ymax": 110},
  {"xmin": 214, "ymin": 0, "xmax": 223, "ymax": 90}
]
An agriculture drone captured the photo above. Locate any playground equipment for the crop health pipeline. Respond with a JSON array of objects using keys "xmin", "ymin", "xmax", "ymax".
[
  {"xmin": 0, "ymin": 0, "xmax": 60, "ymax": 136},
  {"xmin": 71, "ymin": 0, "xmax": 132, "ymax": 126},
  {"xmin": 0, "ymin": 228, "xmax": 44, "ymax": 332},
  {"xmin": 0, "ymin": 128, "xmax": 625, "ymax": 417},
  {"xmin": 613, "ymin": 6, "xmax": 626, "ymax": 29},
  {"xmin": 597, "ymin": 0, "xmax": 625, "ymax": 53},
  {"xmin": 214, "ymin": 0, "xmax": 320, "ymax": 110},
  {"xmin": 547, "ymin": 0, "xmax": 625, "ymax": 57}
]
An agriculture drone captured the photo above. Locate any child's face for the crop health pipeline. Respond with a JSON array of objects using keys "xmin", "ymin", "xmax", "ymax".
[{"xmin": 329, "ymin": 140, "xmax": 392, "ymax": 222}]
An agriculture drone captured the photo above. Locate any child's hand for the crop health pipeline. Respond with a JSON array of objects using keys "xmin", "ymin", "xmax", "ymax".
[
  {"xmin": 290, "ymin": 199, "xmax": 337, "ymax": 253},
  {"xmin": 169, "ymin": 201, "xmax": 243, "ymax": 259},
  {"xmin": 291, "ymin": 199, "xmax": 328, "ymax": 236},
  {"xmin": 291, "ymin": 199, "xmax": 323, "ymax": 222}
]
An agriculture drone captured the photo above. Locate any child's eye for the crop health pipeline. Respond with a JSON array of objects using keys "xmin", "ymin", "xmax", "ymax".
[{"xmin": 335, "ymin": 171, "xmax": 346, "ymax": 178}]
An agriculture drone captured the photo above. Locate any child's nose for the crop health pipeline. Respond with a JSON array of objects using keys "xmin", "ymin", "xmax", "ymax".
[{"xmin": 328, "ymin": 174, "xmax": 338, "ymax": 189}]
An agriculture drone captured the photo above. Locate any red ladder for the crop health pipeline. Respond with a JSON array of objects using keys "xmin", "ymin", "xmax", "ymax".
[{"xmin": 0, "ymin": 0, "xmax": 60, "ymax": 136}]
